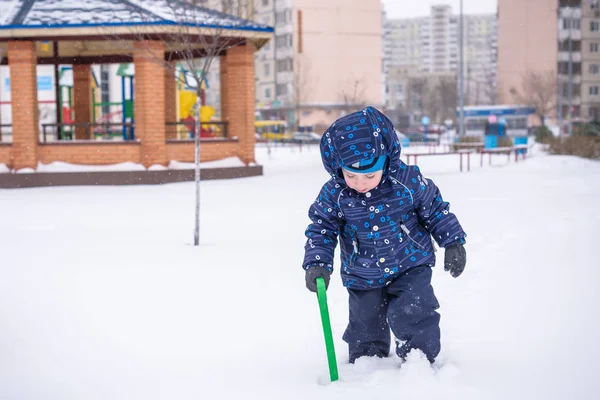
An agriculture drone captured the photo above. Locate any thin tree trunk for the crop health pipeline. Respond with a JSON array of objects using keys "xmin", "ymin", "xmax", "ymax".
[{"xmin": 193, "ymin": 94, "xmax": 202, "ymax": 246}]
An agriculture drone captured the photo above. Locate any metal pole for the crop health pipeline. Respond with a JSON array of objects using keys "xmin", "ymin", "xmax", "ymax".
[
  {"xmin": 53, "ymin": 42, "xmax": 61, "ymax": 141},
  {"xmin": 194, "ymin": 94, "xmax": 201, "ymax": 246},
  {"xmin": 458, "ymin": 0, "xmax": 465, "ymax": 136},
  {"xmin": 121, "ymin": 76, "xmax": 126, "ymax": 139},
  {"xmin": 130, "ymin": 76, "xmax": 135, "ymax": 140},
  {"xmin": 567, "ymin": 7, "xmax": 573, "ymax": 135},
  {"xmin": 273, "ymin": 0, "xmax": 277, "ymax": 119},
  {"xmin": 557, "ymin": 7, "xmax": 563, "ymax": 136}
]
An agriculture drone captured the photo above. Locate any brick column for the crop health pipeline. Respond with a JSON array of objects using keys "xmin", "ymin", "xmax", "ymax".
[
  {"xmin": 8, "ymin": 41, "xmax": 39, "ymax": 170},
  {"xmin": 133, "ymin": 41, "xmax": 167, "ymax": 167},
  {"xmin": 73, "ymin": 64, "xmax": 92, "ymax": 140},
  {"xmin": 220, "ymin": 44, "xmax": 256, "ymax": 165},
  {"xmin": 165, "ymin": 62, "xmax": 178, "ymax": 139}
]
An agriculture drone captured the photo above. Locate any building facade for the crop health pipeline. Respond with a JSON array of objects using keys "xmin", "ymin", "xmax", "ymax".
[
  {"xmin": 560, "ymin": 0, "xmax": 600, "ymax": 122},
  {"xmin": 253, "ymin": 0, "xmax": 383, "ymax": 131},
  {"xmin": 185, "ymin": 0, "xmax": 384, "ymax": 131},
  {"xmin": 497, "ymin": 0, "xmax": 557, "ymax": 116},
  {"xmin": 498, "ymin": 0, "xmax": 600, "ymax": 125},
  {"xmin": 384, "ymin": 5, "xmax": 497, "ymax": 119}
]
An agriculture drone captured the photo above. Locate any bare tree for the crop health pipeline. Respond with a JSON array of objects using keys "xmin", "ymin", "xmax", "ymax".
[
  {"xmin": 407, "ymin": 77, "xmax": 427, "ymax": 121},
  {"xmin": 114, "ymin": 0, "xmax": 265, "ymax": 246},
  {"xmin": 436, "ymin": 76, "xmax": 458, "ymax": 123},
  {"xmin": 339, "ymin": 78, "xmax": 368, "ymax": 115},
  {"xmin": 120, "ymin": 1, "xmax": 255, "ymax": 100},
  {"xmin": 482, "ymin": 67, "xmax": 497, "ymax": 105},
  {"xmin": 510, "ymin": 70, "xmax": 557, "ymax": 125},
  {"xmin": 421, "ymin": 76, "xmax": 455, "ymax": 124},
  {"xmin": 465, "ymin": 65, "xmax": 472, "ymax": 106}
]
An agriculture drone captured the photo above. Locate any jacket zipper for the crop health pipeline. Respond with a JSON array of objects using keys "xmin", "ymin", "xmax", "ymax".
[
  {"xmin": 351, "ymin": 237, "xmax": 359, "ymax": 265},
  {"xmin": 399, "ymin": 223, "xmax": 425, "ymax": 250}
]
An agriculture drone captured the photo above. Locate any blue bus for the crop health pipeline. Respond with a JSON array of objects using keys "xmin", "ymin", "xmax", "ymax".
[{"xmin": 457, "ymin": 105, "xmax": 536, "ymax": 137}]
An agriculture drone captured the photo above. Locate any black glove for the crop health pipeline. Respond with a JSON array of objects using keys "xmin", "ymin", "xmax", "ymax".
[
  {"xmin": 305, "ymin": 266, "xmax": 331, "ymax": 292},
  {"xmin": 444, "ymin": 244, "xmax": 466, "ymax": 278}
]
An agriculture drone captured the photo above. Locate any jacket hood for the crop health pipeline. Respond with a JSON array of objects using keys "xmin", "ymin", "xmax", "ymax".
[{"xmin": 320, "ymin": 106, "xmax": 402, "ymax": 182}]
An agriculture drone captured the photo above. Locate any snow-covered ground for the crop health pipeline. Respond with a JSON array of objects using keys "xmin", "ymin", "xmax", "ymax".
[{"xmin": 0, "ymin": 145, "xmax": 598, "ymax": 400}]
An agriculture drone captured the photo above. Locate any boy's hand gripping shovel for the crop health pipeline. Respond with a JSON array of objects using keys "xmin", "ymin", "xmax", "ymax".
[{"xmin": 315, "ymin": 277, "xmax": 339, "ymax": 382}]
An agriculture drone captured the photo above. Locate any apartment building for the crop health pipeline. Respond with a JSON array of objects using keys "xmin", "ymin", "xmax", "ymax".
[
  {"xmin": 498, "ymin": 0, "xmax": 600, "ymax": 124},
  {"xmin": 174, "ymin": 0, "xmax": 384, "ymax": 130},
  {"xmin": 561, "ymin": 0, "xmax": 600, "ymax": 121},
  {"xmin": 384, "ymin": 5, "xmax": 497, "ymax": 113},
  {"xmin": 496, "ymin": 0, "xmax": 557, "ymax": 110},
  {"xmin": 253, "ymin": 0, "xmax": 383, "ymax": 130}
]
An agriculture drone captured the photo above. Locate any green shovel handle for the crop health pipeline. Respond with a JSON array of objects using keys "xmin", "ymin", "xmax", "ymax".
[{"xmin": 316, "ymin": 277, "xmax": 339, "ymax": 382}]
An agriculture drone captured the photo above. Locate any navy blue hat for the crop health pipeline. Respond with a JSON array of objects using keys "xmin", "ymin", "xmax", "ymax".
[{"xmin": 342, "ymin": 155, "xmax": 388, "ymax": 174}]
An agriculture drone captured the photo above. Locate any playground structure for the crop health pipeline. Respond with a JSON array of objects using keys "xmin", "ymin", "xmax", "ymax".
[
  {"xmin": 1, "ymin": 63, "xmax": 225, "ymax": 143},
  {"xmin": 1, "ymin": 72, "xmax": 234, "ymax": 155},
  {"xmin": 0, "ymin": 0, "xmax": 273, "ymax": 172},
  {"xmin": 90, "ymin": 63, "xmax": 135, "ymax": 141},
  {"xmin": 174, "ymin": 67, "xmax": 223, "ymax": 139}
]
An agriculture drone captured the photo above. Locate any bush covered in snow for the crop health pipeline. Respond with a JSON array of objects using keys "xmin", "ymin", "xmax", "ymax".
[{"xmin": 549, "ymin": 135, "xmax": 600, "ymax": 159}]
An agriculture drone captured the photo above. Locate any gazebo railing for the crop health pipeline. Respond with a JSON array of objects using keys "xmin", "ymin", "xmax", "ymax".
[
  {"xmin": 3, "ymin": 121, "xmax": 232, "ymax": 143},
  {"xmin": 41, "ymin": 122, "xmax": 135, "ymax": 142},
  {"xmin": 166, "ymin": 121, "xmax": 229, "ymax": 140}
]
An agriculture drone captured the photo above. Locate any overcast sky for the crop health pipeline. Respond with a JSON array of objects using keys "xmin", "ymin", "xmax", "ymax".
[{"xmin": 382, "ymin": 0, "xmax": 497, "ymax": 19}]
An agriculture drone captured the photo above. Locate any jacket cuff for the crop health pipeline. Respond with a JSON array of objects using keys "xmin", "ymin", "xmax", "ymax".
[
  {"xmin": 303, "ymin": 262, "xmax": 333, "ymax": 273},
  {"xmin": 445, "ymin": 237, "xmax": 466, "ymax": 248}
]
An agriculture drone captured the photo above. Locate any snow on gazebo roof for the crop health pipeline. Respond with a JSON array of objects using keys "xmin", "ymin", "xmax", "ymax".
[{"xmin": 0, "ymin": 0, "xmax": 273, "ymax": 33}]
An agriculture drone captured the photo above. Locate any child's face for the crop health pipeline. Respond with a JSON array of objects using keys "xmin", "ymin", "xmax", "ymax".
[{"xmin": 342, "ymin": 169, "xmax": 383, "ymax": 193}]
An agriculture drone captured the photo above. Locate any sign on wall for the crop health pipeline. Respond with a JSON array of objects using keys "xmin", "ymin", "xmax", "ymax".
[{"xmin": 4, "ymin": 76, "xmax": 54, "ymax": 92}]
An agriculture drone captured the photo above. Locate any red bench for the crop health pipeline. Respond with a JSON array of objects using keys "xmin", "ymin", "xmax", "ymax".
[{"xmin": 404, "ymin": 149, "xmax": 476, "ymax": 172}]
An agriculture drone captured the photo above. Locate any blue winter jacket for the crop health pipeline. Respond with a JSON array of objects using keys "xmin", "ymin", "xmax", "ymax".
[{"xmin": 303, "ymin": 107, "xmax": 466, "ymax": 290}]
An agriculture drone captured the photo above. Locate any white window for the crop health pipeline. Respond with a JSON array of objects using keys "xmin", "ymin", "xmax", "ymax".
[
  {"xmin": 276, "ymin": 84, "xmax": 288, "ymax": 96},
  {"xmin": 276, "ymin": 58, "xmax": 293, "ymax": 73},
  {"xmin": 265, "ymin": 88, "xmax": 271, "ymax": 98},
  {"xmin": 590, "ymin": 64, "xmax": 600, "ymax": 74},
  {"xmin": 591, "ymin": 21, "xmax": 600, "ymax": 32},
  {"xmin": 564, "ymin": 18, "xmax": 580, "ymax": 30},
  {"xmin": 591, "ymin": 42, "xmax": 599, "ymax": 53},
  {"xmin": 264, "ymin": 63, "xmax": 270, "ymax": 77},
  {"xmin": 275, "ymin": 34, "xmax": 292, "ymax": 49},
  {"xmin": 590, "ymin": 86, "xmax": 599, "ymax": 96}
]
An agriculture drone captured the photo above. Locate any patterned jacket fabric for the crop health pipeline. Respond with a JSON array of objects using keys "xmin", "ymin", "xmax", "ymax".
[{"xmin": 303, "ymin": 107, "xmax": 466, "ymax": 290}]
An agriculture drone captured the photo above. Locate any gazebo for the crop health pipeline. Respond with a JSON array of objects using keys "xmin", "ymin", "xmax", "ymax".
[{"xmin": 0, "ymin": 0, "xmax": 272, "ymax": 173}]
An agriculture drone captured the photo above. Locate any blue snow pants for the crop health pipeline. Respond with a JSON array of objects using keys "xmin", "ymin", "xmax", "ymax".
[{"xmin": 342, "ymin": 265, "xmax": 441, "ymax": 363}]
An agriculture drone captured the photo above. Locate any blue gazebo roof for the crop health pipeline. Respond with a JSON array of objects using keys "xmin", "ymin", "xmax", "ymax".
[{"xmin": 0, "ymin": 0, "xmax": 273, "ymax": 32}]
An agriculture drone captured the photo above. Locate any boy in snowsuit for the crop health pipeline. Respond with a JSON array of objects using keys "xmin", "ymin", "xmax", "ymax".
[{"xmin": 302, "ymin": 107, "xmax": 467, "ymax": 364}]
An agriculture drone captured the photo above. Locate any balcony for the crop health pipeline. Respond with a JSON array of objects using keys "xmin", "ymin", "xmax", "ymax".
[
  {"xmin": 557, "ymin": 95, "xmax": 582, "ymax": 106},
  {"xmin": 559, "ymin": 30, "xmax": 582, "ymax": 40},
  {"xmin": 558, "ymin": 74, "xmax": 582, "ymax": 83},
  {"xmin": 558, "ymin": 51, "xmax": 582, "ymax": 62},
  {"xmin": 559, "ymin": 0, "xmax": 581, "ymax": 9}
]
